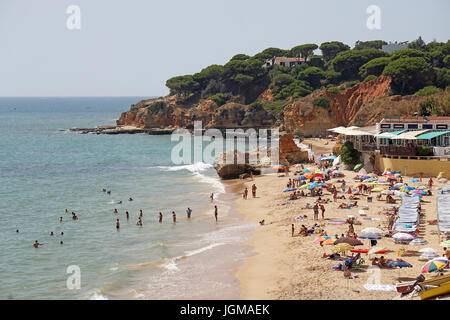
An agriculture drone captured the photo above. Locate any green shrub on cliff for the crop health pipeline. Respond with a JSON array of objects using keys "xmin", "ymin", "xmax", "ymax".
[
  {"xmin": 208, "ymin": 93, "xmax": 229, "ymax": 106},
  {"xmin": 312, "ymin": 97, "xmax": 330, "ymax": 109},
  {"xmin": 414, "ymin": 86, "xmax": 441, "ymax": 96}
]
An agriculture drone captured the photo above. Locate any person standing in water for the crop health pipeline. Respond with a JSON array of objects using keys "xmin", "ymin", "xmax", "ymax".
[
  {"xmin": 243, "ymin": 187, "xmax": 248, "ymax": 199},
  {"xmin": 159, "ymin": 212, "xmax": 163, "ymax": 223},
  {"xmin": 172, "ymin": 211, "xmax": 176, "ymax": 223},
  {"xmin": 210, "ymin": 193, "xmax": 214, "ymax": 202},
  {"xmin": 186, "ymin": 208, "xmax": 192, "ymax": 219},
  {"xmin": 139, "ymin": 210, "xmax": 143, "ymax": 219},
  {"xmin": 116, "ymin": 219, "xmax": 120, "ymax": 230},
  {"xmin": 114, "ymin": 208, "xmax": 118, "ymax": 214},
  {"xmin": 214, "ymin": 205, "xmax": 218, "ymax": 223},
  {"xmin": 125, "ymin": 211, "xmax": 129, "ymax": 220}
]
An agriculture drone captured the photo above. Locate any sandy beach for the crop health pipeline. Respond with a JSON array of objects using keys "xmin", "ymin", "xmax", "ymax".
[{"xmin": 234, "ymin": 138, "xmax": 448, "ymax": 300}]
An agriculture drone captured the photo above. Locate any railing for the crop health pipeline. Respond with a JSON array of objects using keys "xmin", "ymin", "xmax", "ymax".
[{"xmin": 380, "ymin": 145, "xmax": 417, "ymax": 156}]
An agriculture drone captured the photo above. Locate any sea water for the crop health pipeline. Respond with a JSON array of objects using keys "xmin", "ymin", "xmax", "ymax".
[{"xmin": 0, "ymin": 97, "xmax": 256, "ymax": 300}]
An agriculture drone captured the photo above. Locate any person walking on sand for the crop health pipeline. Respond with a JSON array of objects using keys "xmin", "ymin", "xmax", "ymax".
[
  {"xmin": 243, "ymin": 187, "xmax": 248, "ymax": 199},
  {"xmin": 428, "ymin": 178, "xmax": 433, "ymax": 189},
  {"xmin": 252, "ymin": 184, "xmax": 257, "ymax": 198},
  {"xmin": 291, "ymin": 224, "xmax": 295, "ymax": 237},
  {"xmin": 313, "ymin": 203, "xmax": 319, "ymax": 220},
  {"xmin": 172, "ymin": 211, "xmax": 176, "ymax": 223},
  {"xmin": 320, "ymin": 204, "xmax": 325, "ymax": 219},
  {"xmin": 159, "ymin": 212, "xmax": 163, "ymax": 223},
  {"xmin": 214, "ymin": 205, "xmax": 218, "ymax": 222}
]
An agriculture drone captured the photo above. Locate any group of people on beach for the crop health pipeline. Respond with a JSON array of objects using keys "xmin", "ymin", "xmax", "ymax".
[{"xmin": 242, "ymin": 184, "xmax": 257, "ymax": 200}]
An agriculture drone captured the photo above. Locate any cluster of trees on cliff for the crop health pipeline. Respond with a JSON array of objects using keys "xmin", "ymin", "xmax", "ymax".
[{"xmin": 165, "ymin": 37, "xmax": 450, "ymax": 113}]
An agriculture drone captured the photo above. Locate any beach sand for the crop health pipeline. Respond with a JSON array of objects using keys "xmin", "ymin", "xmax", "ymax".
[{"xmin": 234, "ymin": 138, "xmax": 447, "ymax": 300}]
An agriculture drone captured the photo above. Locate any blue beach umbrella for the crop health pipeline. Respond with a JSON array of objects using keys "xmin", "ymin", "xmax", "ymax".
[
  {"xmin": 308, "ymin": 183, "xmax": 319, "ymax": 190},
  {"xmin": 410, "ymin": 179, "xmax": 420, "ymax": 183},
  {"xmin": 295, "ymin": 176, "xmax": 308, "ymax": 181},
  {"xmin": 358, "ymin": 233, "xmax": 382, "ymax": 240},
  {"xmin": 301, "ymin": 168, "xmax": 311, "ymax": 172},
  {"xmin": 283, "ymin": 188, "xmax": 297, "ymax": 192},
  {"xmin": 387, "ymin": 260, "xmax": 412, "ymax": 268},
  {"xmin": 412, "ymin": 193, "xmax": 422, "ymax": 198}
]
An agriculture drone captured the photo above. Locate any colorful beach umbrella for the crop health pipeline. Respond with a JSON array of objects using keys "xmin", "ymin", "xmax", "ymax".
[
  {"xmin": 332, "ymin": 243, "xmax": 354, "ymax": 252},
  {"xmin": 440, "ymin": 240, "xmax": 450, "ymax": 247},
  {"xmin": 419, "ymin": 248, "xmax": 438, "ymax": 254},
  {"xmin": 409, "ymin": 238, "xmax": 428, "ymax": 246},
  {"xmin": 358, "ymin": 233, "xmax": 382, "ymax": 240},
  {"xmin": 387, "ymin": 259, "xmax": 412, "ymax": 268},
  {"xmin": 361, "ymin": 227, "xmax": 384, "ymax": 235},
  {"xmin": 334, "ymin": 237, "xmax": 363, "ymax": 246},
  {"xmin": 322, "ymin": 238, "xmax": 336, "ymax": 245},
  {"xmin": 393, "ymin": 233, "xmax": 415, "ymax": 241},
  {"xmin": 410, "ymin": 179, "xmax": 420, "ymax": 182},
  {"xmin": 354, "ymin": 164, "xmax": 362, "ymax": 170},
  {"xmin": 295, "ymin": 176, "xmax": 308, "ymax": 181},
  {"xmin": 421, "ymin": 258, "xmax": 448, "ymax": 273},
  {"xmin": 419, "ymin": 253, "xmax": 439, "ymax": 261},
  {"xmin": 283, "ymin": 188, "xmax": 296, "ymax": 192},
  {"xmin": 368, "ymin": 246, "xmax": 385, "ymax": 255},
  {"xmin": 301, "ymin": 168, "xmax": 311, "ymax": 172}
]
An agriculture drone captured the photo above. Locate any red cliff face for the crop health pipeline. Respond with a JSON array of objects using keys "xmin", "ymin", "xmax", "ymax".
[
  {"xmin": 116, "ymin": 96, "xmax": 275, "ymax": 129},
  {"xmin": 326, "ymin": 76, "xmax": 392, "ymax": 126}
]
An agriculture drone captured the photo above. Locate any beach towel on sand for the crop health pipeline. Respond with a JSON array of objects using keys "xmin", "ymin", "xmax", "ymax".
[{"xmin": 363, "ymin": 284, "xmax": 396, "ymax": 291}]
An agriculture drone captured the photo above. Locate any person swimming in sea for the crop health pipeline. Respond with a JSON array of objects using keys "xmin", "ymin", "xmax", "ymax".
[
  {"xmin": 72, "ymin": 212, "xmax": 78, "ymax": 220},
  {"xmin": 107, "ymin": 190, "xmax": 111, "ymax": 195},
  {"xmin": 118, "ymin": 200, "xmax": 122, "ymax": 204},
  {"xmin": 128, "ymin": 197, "xmax": 133, "ymax": 201},
  {"xmin": 50, "ymin": 232, "xmax": 54, "ymax": 236},
  {"xmin": 114, "ymin": 208, "xmax": 118, "ymax": 214},
  {"xmin": 102, "ymin": 189, "xmax": 106, "ymax": 192},
  {"xmin": 33, "ymin": 240, "xmax": 43, "ymax": 248},
  {"xmin": 59, "ymin": 217, "xmax": 63, "ymax": 223}
]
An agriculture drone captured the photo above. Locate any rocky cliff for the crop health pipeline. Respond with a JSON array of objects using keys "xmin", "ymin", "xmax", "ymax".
[
  {"xmin": 116, "ymin": 95, "xmax": 275, "ymax": 130},
  {"xmin": 282, "ymin": 76, "xmax": 392, "ymax": 136},
  {"xmin": 326, "ymin": 75, "xmax": 392, "ymax": 126}
]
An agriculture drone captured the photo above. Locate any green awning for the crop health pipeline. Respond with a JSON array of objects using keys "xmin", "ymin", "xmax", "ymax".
[{"xmin": 416, "ymin": 130, "xmax": 450, "ymax": 140}]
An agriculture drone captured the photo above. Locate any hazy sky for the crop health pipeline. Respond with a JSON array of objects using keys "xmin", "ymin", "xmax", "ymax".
[{"xmin": 0, "ymin": 0, "xmax": 449, "ymax": 97}]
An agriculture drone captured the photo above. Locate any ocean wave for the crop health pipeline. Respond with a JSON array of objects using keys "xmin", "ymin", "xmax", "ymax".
[
  {"xmin": 155, "ymin": 162, "xmax": 225, "ymax": 194},
  {"xmin": 157, "ymin": 162, "xmax": 213, "ymax": 173},
  {"xmin": 87, "ymin": 289, "xmax": 109, "ymax": 300}
]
